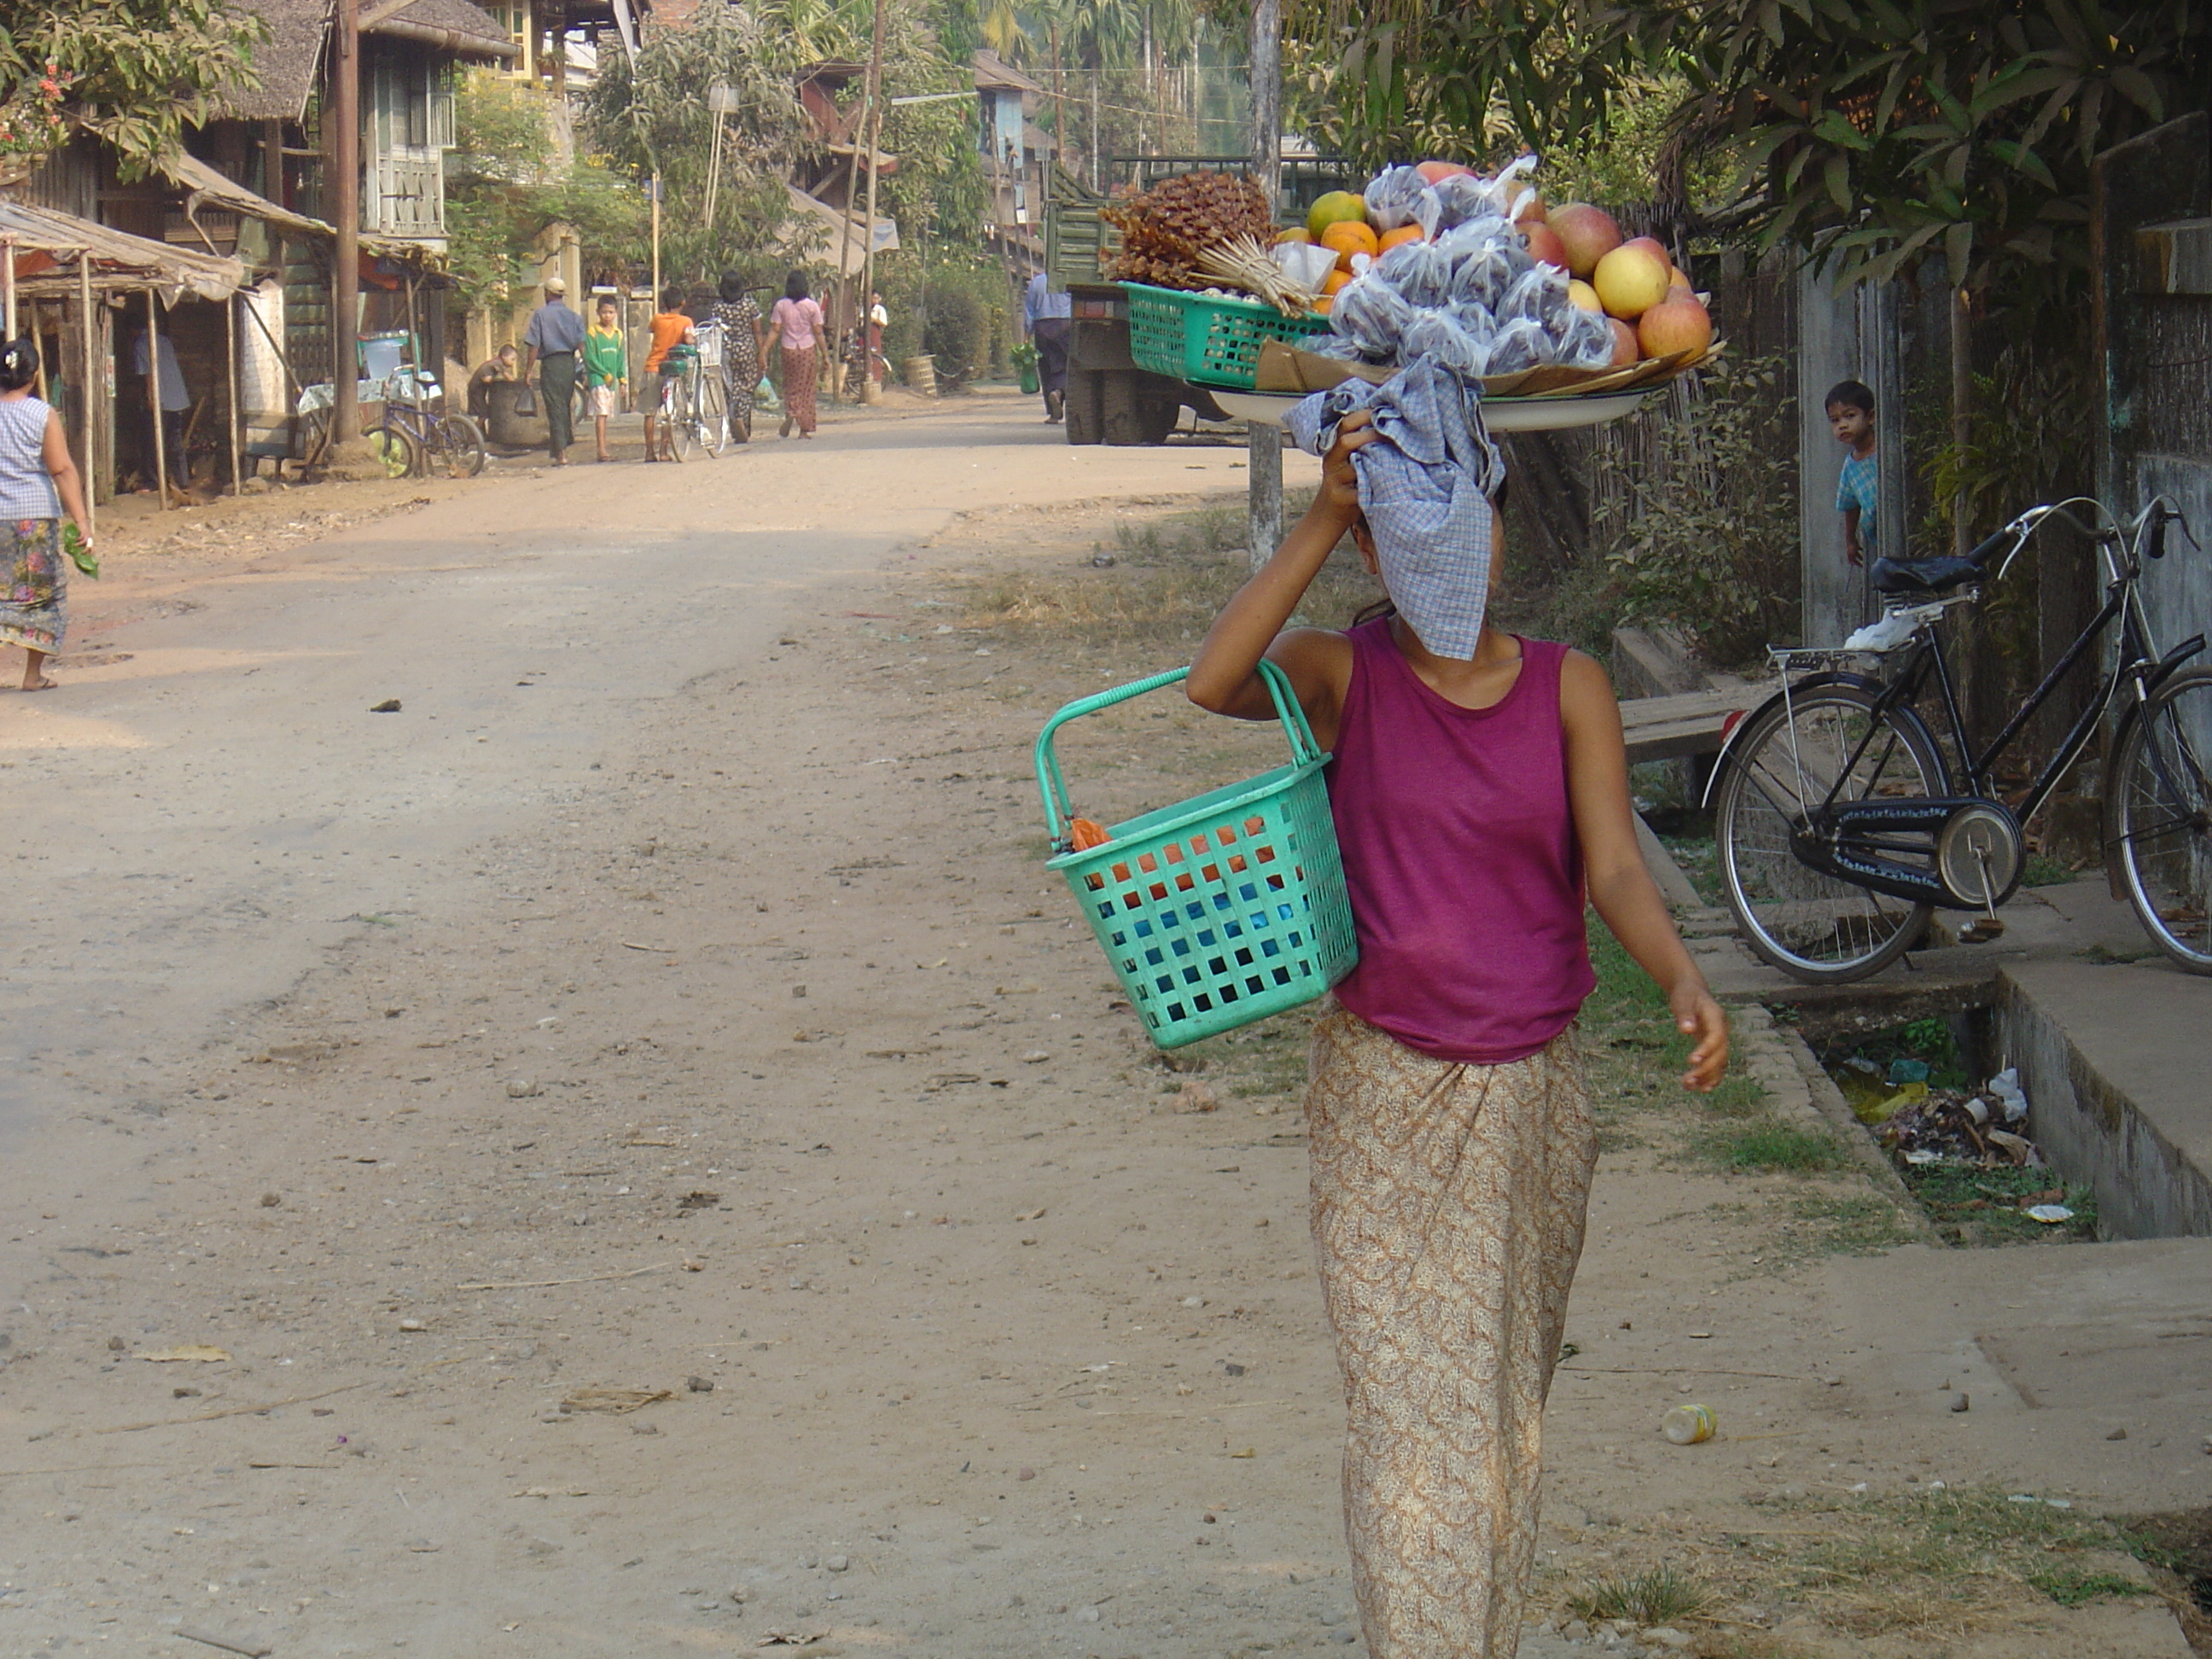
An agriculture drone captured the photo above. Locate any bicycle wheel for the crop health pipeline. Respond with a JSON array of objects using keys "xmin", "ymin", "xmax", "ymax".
[
  {"xmin": 668, "ymin": 379, "xmax": 696, "ymax": 461},
  {"xmin": 364, "ymin": 422, "xmax": 419, "ymax": 479},
  {"xmin": 2112, "ymin": 667, "xmax": 2212, "ymax": 973},
  {"xmin": 1715, "ymin": 684, "xmax": 1945, "ymax": 982},
  {"xmin": 433, "ymin": 411, "xmax": 486, "ymax": 477},
  {"xmin": 700, "ymin": 373, "xmax": 727, "ymax": 456}
]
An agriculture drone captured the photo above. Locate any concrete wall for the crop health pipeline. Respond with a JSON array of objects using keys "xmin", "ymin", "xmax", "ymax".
[{"xmin": 1993, "ymin": 971, "xmax": 2212, "ymax": 1240}]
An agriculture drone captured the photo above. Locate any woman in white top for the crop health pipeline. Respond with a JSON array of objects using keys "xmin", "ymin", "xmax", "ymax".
[{"xmin": 0, "ymin": 340, "xmax": 93, "ymax": 691}]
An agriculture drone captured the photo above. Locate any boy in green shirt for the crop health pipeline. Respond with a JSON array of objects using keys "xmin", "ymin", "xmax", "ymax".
[{"xmin": 583, "ymin": 296, "xmax": 627, "ymax": 463}]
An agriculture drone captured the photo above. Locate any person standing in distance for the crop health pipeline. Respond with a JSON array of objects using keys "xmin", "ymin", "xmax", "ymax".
[
  {"xmin": 1022, "ymin": 268, "xmax": 1072, "ymax": 422},
  {"xmin": 0, "ymin": 341, "xmax": 96, "ymax": 692},
  {"xmin": 521, "ymin": 275, "xmax": 586, "ymax": 466},
  {"xmin": 768, "ymin": 271, "xmax": 824, "ymax": 439}
]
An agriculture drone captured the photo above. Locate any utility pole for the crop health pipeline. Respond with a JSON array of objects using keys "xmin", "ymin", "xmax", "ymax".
[
  {"xmin": 855, "ymin": 0, "xmax": 888, "ymax": 398},
  {"xmin": 332, "ymin": 0, "xmax": 362, "ymax": 444},
  {"xmin": 1245, "ymin": 0, "xmax": 1282, "ymax": 572}
]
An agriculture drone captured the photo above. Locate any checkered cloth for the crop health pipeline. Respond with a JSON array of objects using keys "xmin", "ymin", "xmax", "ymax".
[{"xmin": 1283, "ymin": 359, "xmax": 1506, "ymax": 662}]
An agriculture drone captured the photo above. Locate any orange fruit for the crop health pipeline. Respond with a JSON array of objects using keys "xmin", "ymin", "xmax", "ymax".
[
  {"xmin": 1321, "ymin": 268, "xmax": 1353, "ymax": 296},
  {"xmin": 1311, "ymin": 294, "xmax": 1334, "ymax": 315},
  {"xmin": 1378, "ymin": 224, "xmax": 1425, "ymax": 253},
  {"xmin": 1273, "ymin": 226, "xmax": 1313, "ymax": 245},
  {"xmin": 1319, "ymin": 219, "xmax": 1379, "ymax": 270}
]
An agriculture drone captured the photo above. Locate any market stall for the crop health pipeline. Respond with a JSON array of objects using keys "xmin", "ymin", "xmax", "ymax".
[{"xmin": 1, "ymin": 200, "xmax": 243, "ymax": 520}]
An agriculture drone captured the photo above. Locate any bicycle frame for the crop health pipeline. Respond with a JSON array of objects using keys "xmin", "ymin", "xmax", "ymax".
[{"xmin": 1770, "ymin": 504, "xmax": 2197, "ymax": 831}]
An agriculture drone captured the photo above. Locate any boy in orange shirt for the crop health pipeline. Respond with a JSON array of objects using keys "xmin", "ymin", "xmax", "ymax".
[{"xmin": 641, "ymin": 288, "xmax": 694, "ymax": 463}]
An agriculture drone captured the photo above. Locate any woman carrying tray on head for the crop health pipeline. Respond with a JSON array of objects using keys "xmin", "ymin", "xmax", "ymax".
[{"xmin": 1185, "ymin": 363, "xmax": 1726, "ymax": 1659}]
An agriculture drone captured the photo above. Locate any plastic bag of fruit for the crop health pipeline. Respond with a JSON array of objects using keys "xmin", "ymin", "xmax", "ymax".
[{"xmin": 1363, "ymin": 166, "xmax": 1429, "ymax": 232}]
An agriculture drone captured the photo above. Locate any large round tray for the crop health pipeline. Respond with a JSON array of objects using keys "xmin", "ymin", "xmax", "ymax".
[{"xmin": 1211, "ymin": 386, "xmax": 1657, "ymax": 432}]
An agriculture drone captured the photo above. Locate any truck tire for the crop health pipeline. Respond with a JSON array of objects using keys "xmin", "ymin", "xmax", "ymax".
[
  {"xmin": 1063, "ymin": 367, "xmax": 1103, "ymax": 445},
  {"xmin": 1101, "ymin": 370, "xmax": 1179, "ymax": 445}
]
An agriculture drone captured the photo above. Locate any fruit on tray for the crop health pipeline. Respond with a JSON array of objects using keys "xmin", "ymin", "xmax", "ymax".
[
  {"xmin": 1637, "ymin": 294, "xmax": 1714, "ymax": 358},
  {"xmin": 1566, "ymin": 279, "xmax": 1603, "ymax": 312},
  {"xmin": 1591, "ymin": 242, "xmax": 1672, "ymax": 320},
  {"xmin": 1548, "ymin": 203, "xmax": 1622, "ymax": 278},
  {"xmin": 1103, "ymin": 170, "xmax": 1276, "ymax": 290},
  {"xmin": 1307, "ymin": 189, "xmax": 1370, "ymax": 240},
  {"xmin": 1522, "ymin": 221, "xmax": 1569, "ymax": 272},
  {"xmin": 1415, "ymin": 160, "xmax": 1476, "ymax": 183},
  {"xmin": 1320, "ymin": 219, "xmax": 1380, "ymax": 269}
]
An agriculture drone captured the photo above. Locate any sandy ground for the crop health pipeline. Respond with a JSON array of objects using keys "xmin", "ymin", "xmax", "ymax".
[{"xmin": 0, "ymin": 388, "xmax": 2201, "ymax": 1659}]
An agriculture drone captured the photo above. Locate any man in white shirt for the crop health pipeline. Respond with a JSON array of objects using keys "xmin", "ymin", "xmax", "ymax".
[{"xmin": 132, "ymin": 325, "xmax": 191, "ymax": 489}]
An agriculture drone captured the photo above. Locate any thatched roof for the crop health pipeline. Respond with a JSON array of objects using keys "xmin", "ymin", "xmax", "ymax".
[
  {"xmin": 1, "ymin": 201, "xmax": 244, "ymax": 300},
  {"xmin": 222, "ymin": 0, "xmax": 329, "ymax": 123},
  {"xmin": 218, "ymin": 0, "xmax": 515, "ymax": 121}
]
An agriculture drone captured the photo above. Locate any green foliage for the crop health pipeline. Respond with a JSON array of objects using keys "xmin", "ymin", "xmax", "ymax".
[
  {"xmin": 923, "ymin": 282, "xmax": 987, "ymax": 386},
  {"xmin": 445, "ymin": 70, "xmax": 648, "ymax": 320},
  {"xmin": 1601, "ymin": 356, "xmax": 1800, "ymax": 670},
  {"xmin": 583, "ymin": 5, "xmax": 806, "ymax": 287},
  {"xmin": 1288, "ymin": 0, "xmax": 2212, "ymax": 315},
  {"xmin": 0, "ymin": 0, "xmax": 267, "ymax": 171}
]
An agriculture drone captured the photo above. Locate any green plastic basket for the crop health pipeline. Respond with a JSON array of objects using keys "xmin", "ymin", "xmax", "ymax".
[
  {"xmin": 1036, "ymin": 662, "xmax": 1359, "ymax": 1050},
  {"xmin": 1121, "ymin": 282, "xmax": 1332, "ymax": 391}
]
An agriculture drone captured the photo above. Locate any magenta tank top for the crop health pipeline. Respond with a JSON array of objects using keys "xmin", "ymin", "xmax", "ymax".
[{"xmin": 1326, "ymin": 618, "xmax": 1594, "ymax": 1064}]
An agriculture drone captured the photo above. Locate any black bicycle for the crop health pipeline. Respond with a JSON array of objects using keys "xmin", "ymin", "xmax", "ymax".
[{"xmin": 1712, "ymin": 498, "xmax": 2210, "ymax": 981}]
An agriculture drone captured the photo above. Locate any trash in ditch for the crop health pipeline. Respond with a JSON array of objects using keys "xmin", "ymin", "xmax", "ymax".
[
  {"xmin": 2023, "ymin": 1203, "xmax": 2075, "ymax": 1224},
  {"xmin": 1877, "ymin": 1089, "xmax": 2048, "ymax": 1169},
  {"xmin": 1988, "ymin": 1067, "xmax": 2029, "ymax": 1122},
  {"xmin": 1886, "ymin": 1057, "xmax": 1931, "ymax": 1086}
]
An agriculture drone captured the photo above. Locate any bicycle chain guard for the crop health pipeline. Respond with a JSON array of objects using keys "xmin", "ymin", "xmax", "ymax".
[{"xmin": 1793, "ymin": 795, "xmax": 2025, "ymax": 911}]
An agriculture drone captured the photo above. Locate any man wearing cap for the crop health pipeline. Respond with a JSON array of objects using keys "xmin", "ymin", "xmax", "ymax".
[{"xmin": 521, "ymin": 275, "xmax": 587, "ymax": 465}]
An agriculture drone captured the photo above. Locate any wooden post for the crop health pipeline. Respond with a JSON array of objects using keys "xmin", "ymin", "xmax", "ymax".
[
  {"xmin": 1950, "ymin": 286, "xmax": 1971, "ymax": 559},
  {"xmin": 2, "ymin": 236, "xmax": 15, "ymax": 338},
  {"xmin": 333, "ymin": 0, "xmax": 362, "ymax": 443},
  {"xmin": 226, "ymin": 289, "xmax": 242, "ymax": 495},
  {"xmin": 76, "ymin": 256, "xmax": 96, "ymax": 532},
  {"xmin": 649, "ymin": 172, "xmax": 661, "ymax": 302},
  {"xmin": 1245, "ymin": 0, "xmax": 1283, "ymax": 570},
  {"xmin": 146, "ymin": 289, "xmax": 169, "ymax": 509},
  {"xmin": 856, "ymin": 0, "xmax": 888, "ymax": 402}
]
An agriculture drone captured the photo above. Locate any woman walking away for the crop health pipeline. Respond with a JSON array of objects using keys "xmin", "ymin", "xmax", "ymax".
[
  {"xmin": 640, "ymin": 288, "xmax": 694, "ymax": 463},
  {"xmin": 1185, "ymin": 370, "xmax": 1727, "ymax": 1659},
  {"xmin": 584, "ymin": 296, "xmax": 627, "ymax": 463},
  {"xmin": 710, "ymin": 271, "xmax": 765, "ymax": 444},
  {"xmin": 0, "ymin": 341, "xmax": 93, "ymax": 692},
  {"xmin": 768, "ymin": 271, "xmax": 823, "ymax": 439}
]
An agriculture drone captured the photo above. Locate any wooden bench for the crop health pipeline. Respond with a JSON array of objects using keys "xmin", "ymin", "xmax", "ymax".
[{"xmin": 1618, "ymin": 686, "xmax": 1757, "ymax": 765}]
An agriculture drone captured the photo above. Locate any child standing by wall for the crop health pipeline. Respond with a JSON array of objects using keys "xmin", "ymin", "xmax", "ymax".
[
  {"xmin": 1828, "ymin": 378, "xmax": 1878, "ymax": 568},
  {"xmin": 1185, "ymin": 384, "xmax": 1727, "ymax": 1659},
  {"xmin": 584, "ymin": 296, "xmax": 627, "ymax": 464}
]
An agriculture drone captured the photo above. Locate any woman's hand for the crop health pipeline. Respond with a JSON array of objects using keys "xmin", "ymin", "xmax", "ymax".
[
  {"xmin": 1313, "ymin": 410, "xmax": 1378, "ymax": 526},
  {"xmin": 1670, "ymin": 981, "xmax": 1729, "ymax": 1092}
]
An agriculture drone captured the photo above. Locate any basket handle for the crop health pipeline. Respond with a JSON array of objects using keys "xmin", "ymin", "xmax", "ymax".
[{"xmin": 1033, "ymin": 659, "xmax": 1323, "ymax": 846}]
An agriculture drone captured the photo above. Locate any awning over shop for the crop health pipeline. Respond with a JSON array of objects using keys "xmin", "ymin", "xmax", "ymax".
[
  {"xmin": 152, "ymin": 151, "xmax": 449, "ymax": 272},
  {"xmin": 778, "ymin": 184, "xmax": 899, "ymax": 277},
  {"xmin": 0, "ymin": 200, "xmax": 243, "ymax": 302}
]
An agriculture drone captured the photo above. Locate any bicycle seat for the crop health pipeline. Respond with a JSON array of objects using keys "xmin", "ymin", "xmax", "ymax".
[{"xmin": 1871, "ymin": 555, "xmax": 1980, "ymax": 595}]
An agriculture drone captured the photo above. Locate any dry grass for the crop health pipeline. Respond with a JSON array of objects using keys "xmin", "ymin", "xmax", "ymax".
[{"xmin": 956, "ymin": 496, "xmax": 1382, "ymax": 655}]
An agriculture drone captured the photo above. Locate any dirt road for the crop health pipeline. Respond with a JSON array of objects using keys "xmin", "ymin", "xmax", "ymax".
[{"xmin": 0, "ymin": 393, "xmax": 2196, "ymax": 1659}]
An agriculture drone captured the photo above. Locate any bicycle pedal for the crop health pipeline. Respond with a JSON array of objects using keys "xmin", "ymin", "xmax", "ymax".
[{"xmin": 1959, "ymin": 917, "xmax": 2007, "ymax": 944}]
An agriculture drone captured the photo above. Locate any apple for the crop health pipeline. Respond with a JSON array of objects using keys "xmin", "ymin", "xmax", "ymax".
[
  {"xmin": 1513, "ymin": 192, "xmax": 1547, "ymax": 225},
  {"xmin": 1415, "ymin": 160, "xmax": 1475, "ymax": 183},
  {"xmin": 1548, "ymin": 202, "xmax": 1621, "ymax": 278},
  {"xmin": 1621, "ymin": 235, "xmax": 1669, "ymax": 262},
  {"xmin": 1608, "ymin": 317, "xmax": 1640, "ymax": 366},
  {"xmin": 1521, "ymin": 221, "xmax": 1569, "ymax": 272},
  {"xmin": 1566, "ymin": 279, "xmax": 1604, "ymax": 313},
  {"xmin": 1668, "ymin": 267, "xmax": 1694, "ymax": 297},
  {"xmin": 1638, "ymin": 294, "xmax": 1714, "ymax": 358},
  {"xmin": 1592, "ymin": 242, "xmax": 1672, "ymax": 319}
]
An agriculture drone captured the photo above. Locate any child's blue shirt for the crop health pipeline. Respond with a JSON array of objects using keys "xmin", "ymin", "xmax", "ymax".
[{"xmin": 1837, "ymin": 449, "xmax": 1878, "ymax": 552}]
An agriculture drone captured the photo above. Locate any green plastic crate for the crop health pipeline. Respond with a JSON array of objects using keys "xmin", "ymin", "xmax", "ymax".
[
  {"xmin": 1036, "ymin": 662, "xmax": 1359, "ymax": 1050},
  {"xmin": 1120, "ymin": 282, "xmax": 1331, "ymax": 390}
]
